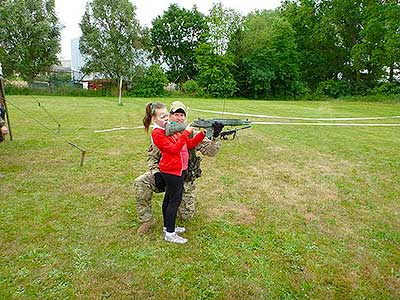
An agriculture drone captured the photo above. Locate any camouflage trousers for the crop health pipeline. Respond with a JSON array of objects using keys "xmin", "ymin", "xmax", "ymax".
[{"xmin": 133, "ymin": 172, "xmax": 197, "ymax": 223}]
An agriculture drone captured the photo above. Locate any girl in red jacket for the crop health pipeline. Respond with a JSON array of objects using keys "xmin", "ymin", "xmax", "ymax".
[{"xmin": 143, "ymin": 102, "xmax": 205, "ymax": 244}]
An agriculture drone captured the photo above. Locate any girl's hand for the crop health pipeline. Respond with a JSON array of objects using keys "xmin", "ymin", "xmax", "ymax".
[{"xmin": 185, "ymin": 125, "xmax": 195, "ymax": 134}]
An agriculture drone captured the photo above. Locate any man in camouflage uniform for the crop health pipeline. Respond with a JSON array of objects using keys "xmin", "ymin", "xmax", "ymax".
[
  {"xmin": 0, "ymin": 101, "xmax": 8, "ymax": 142},
  {"xmin": 133, "ymin": 101, "xmax": 224, "ymax": 234},
  {"xmin": 0, "ymin": 63, "xmax": 8, "ymax": 142}
]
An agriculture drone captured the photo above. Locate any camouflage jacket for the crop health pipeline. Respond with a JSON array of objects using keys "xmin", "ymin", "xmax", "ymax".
[
  {"xmin": 0, "ymin": 106, "xmax": 5, "ymax": 127},
  {"xmin": 147, "ymin": 130, "xmax": 221, "ymax": 181}
]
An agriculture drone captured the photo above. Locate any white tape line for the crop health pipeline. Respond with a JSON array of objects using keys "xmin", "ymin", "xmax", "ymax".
[
  {"xmin": 191, "ymin": 108, "xmax": 400, "ymax": 121},
  {"xmin": 252, "ymin": 121, "xmax": 400, "ymax": 127},
  {"xmin": 95, "ymin": 125, "xmax": 145, "ymax": 133}
]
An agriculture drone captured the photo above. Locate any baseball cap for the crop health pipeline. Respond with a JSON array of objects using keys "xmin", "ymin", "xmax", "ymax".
[{"xmin": 169, "ymin": 101, "xmax": 187, "ymax": 115}]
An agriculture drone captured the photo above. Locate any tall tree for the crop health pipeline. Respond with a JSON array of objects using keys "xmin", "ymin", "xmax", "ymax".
[
  {"xmin": 322, "ymin": 0, "xmax": 364, "ymax": 82},
  {"xmin": 207, "ymin": 2, "xmax": 242, "ymax": 55},
  {"xmin": 79, "ymin": 0, "xmax": 143, "ymax": 86},
  {"xmin": 281, "ymin": 0, "xmax": 342, "ymax": 89},
  {"xmin": 150, "ymin": 4, "xmax": 208, "ymax": 83},
  {"xmin": 0, "ymin": 0, "xmax": 61, "ymax": 82},
  {"xmin": 383, "ymin": 0, "xmax": 400, "ymax": 83},
  {"xmin": 230, "ymin": 10, "xmax": 304, "ymax": 98},
  {"xmin": 192, "ymin": 3, "xmax": 241, "ymax": 98},
  {"xmin": 351, "ymin": 0, "xmax": 385, "ymax": 86},
  {"xmin": 195, "ymin": 43, "xmax": 237, "ymax": 98},
  {"xmin": 282, "ymin": 0, "xmax": 397, "ymax": 91}
]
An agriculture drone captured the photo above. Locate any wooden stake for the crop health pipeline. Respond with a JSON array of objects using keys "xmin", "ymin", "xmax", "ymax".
[{"xmin": 80, "ymin": 150, "xmax": 86, "ymax": 167}]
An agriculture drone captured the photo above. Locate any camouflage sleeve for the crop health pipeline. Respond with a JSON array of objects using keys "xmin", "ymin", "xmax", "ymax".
[
  {"xmin": 146, "ymin": 140, "xmax": 162, "ymax": 174},
  {"xmin": 0, "ymin": 107, "xmax": 5, "ymax": 126},
  {"xmin": 196, "ymin": 135, "xmax": 221, "ymax": 157},
  {"xmin": 165, "ymin": 122, "xmax": 187, "ymax": 136}
]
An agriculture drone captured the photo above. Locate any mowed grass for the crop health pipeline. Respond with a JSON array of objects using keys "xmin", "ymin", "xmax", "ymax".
[{"xmin": 1, "ymin": 95, "xmax": 399, "ymax": 300}]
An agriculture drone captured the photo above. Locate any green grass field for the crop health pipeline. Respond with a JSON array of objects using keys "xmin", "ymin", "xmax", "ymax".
[{"xmin": 1, "ymin": 95, "xmax": 399, "ymax": 299}]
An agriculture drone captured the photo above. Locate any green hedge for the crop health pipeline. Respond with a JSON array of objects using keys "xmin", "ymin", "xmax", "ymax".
[
  {"xmin": 4, "ymin": 84, "xmax": 112, "ymax": 97},
  {"xmin": 4, "ymin": 82, "xmax": 399, "ymax": 101}
]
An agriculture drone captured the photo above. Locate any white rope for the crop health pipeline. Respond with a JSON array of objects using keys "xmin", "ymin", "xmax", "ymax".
[
  {"xmin": 95, "ymin": 111, "xmax": 400, "ymax": 132},
  {"xmin": 95, "ymin": 125, "xmax": 145, "ymax": 133},
  {"xmin": 252, "ymin": 121, "xmax": 400, "ymax": 127},
  {"xmin": 191, "ymin": 108, "xmax": 400, "ymax": 121}
]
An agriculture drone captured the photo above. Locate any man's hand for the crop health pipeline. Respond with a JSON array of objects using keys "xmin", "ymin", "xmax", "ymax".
[
  {"xmin": 212, "ymin": 122, "xmax": 224, "ymax": 138},
  {"xmin": 154, "ymin": 172, "xmax": 165, "ymax": 191}
]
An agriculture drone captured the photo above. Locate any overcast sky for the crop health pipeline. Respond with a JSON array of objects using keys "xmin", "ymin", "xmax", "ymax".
[{"xmin": 55, "ymin": 0, "xmax": 282, "ymax": 60}]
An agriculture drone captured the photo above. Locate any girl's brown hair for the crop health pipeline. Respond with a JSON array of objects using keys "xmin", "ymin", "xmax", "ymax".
[{"xmin": 143, "ymin": 102, "xmax": 166, "ymax": 132}]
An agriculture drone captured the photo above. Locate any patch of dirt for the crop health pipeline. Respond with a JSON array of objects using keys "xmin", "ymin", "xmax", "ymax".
[
  {"xmin": 198, "ymin": 148, "xmax": 358, "ymax": 237},
  {"xmin": 205, "ymin": 201, "xmax": 257, "ymax": 225},
  {"xmin": 106, "ymin": 149, "xmax": 122, "ymax": 156},
  {"xmin": 386, "ymin": 275, "xmax": 400, "ymax": 299}
]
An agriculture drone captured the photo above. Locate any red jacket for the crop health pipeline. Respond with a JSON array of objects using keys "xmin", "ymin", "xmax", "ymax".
[{"xmin": 152, "ymin": 128, "xmax": 205, "ymax": 176}]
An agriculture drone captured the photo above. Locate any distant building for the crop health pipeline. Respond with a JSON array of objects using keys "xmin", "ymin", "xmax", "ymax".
[
  {"xmin": 71, "ymin": 37, "xmax": 84, "ymax": 71},
  {"xmin": 52, "ymin": 59, "xmax": 71, "ymax": 72},
  {"xmin": 71, "ymin": 37, "xmax": 85, "ymax": 82},
  {"xmin": 71, "ymin": 37, "xmax": 110, "ymax": 89}
]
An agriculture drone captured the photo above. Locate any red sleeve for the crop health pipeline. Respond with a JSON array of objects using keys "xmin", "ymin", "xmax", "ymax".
[
  {"xmin": 186, "ymin": 131, "xmax": 206, "ymax": 149},
  {"xmin": 152, "ymin": 129, "xmax": 190, "ymax": 154}
]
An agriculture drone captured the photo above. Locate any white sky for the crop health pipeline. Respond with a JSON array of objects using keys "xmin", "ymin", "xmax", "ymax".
[{"xmin": 55, "ymin": 0, "xmax": 282, "ymax": 60}]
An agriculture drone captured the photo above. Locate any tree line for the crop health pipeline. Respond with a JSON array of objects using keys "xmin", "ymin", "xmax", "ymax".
[{"xmin": 1, "ymin": 0, "xmax": 399, "ymax": 99}]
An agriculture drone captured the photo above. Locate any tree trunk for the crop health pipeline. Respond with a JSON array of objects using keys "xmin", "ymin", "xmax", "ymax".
[{"xmin": 389, "ymin": 64, "xmax": 394, "ymax": 83}]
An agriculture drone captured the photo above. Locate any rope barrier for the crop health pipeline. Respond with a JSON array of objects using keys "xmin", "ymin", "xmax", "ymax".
[
  {"xmin": 95, "ymin": 125, "xmax": 148, "ymax": 133},
  {"xmin": 6, "ymin": 99, "xmax": 86, "ymax": 166},
  {"xmin": 5, "ymin": 79, "xmax": 62, "ymax": 132},
  {"xmin": 252, "ymin": 121, "xmax": 400, "ymax": 127},
  {"xmin": 31, "ymin": 94, "xmax": 62, "ymax": 133},
  {"xmin": 191, "ymin": 108, "xmax": 400, "ymax": 121}
]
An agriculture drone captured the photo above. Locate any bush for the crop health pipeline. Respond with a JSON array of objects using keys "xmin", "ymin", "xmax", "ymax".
[
  {"xmin": 350, "ymin": 81, "xmax": 370, "ymax": 96},
  {"xmin": 203, "ymin": 75, "xmax": 237, "ymax": 98},
  {"xmin": 130, "ymin": 64, "xmax": 168, "ymax": 97},
  {"xmin": 195, "ymin": 43, "xmax": 237, "ymax": 98},
  {"xmin": 316, "ymin": 80, "xmax": 352, "ymax": 98},
  {"xmin": 197, "ymin": 65, "xmax": 237, "ymax": 98},
  {"xmin": 370, "ymin": 82, "xmax": 400, "ymax": 95},
  {"xmin": 277, "ymin": 80, "xmax": 309, "ymax": 99},
  {"xmin": 182, "ymin": 79, "xmax": 200, "ymax": 95}
]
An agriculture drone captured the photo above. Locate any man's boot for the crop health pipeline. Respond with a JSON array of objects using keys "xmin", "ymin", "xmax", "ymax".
[{"xmin": 137, "ymin": 218, "xmax": 156, "ymax": 235}]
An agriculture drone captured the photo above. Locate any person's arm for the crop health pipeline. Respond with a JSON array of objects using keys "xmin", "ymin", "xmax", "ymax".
[
  {"xmin": 152, "ymin": 128, "xmax": 190, "ymax": 154},
  {"xmin": 0, "ymin": 106, "xmax": 5, "ymax": 121},
  {"xmin": 186, "ymin": 131, "xmax": 206, "ymax": 149},
  {"xmin": 165, "ymin": 122, "xmax": 187, "ymax": 136},
  {"xmin": 0, "ymin": 107, "xmax": 5, "ymax": 127},
  {"xmin": 146, "ymin": 142, "xmax": 161, "ymax": 175},
  {"xmin": 146, "ymin": 140, "xmax": 165, "ymax": 190},
  {"xmin": 196, "ymin": 136, "xmax": 221, "ymax": 157}
]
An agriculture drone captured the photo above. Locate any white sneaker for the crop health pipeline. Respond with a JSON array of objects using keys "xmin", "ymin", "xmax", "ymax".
[
  {"xmin": 164, "ymin": 232, "xmax": 188, "ymax": 244},
  {"xmin": 163, "ymin": 226, "xmax": 186, "ymax": 234}
]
